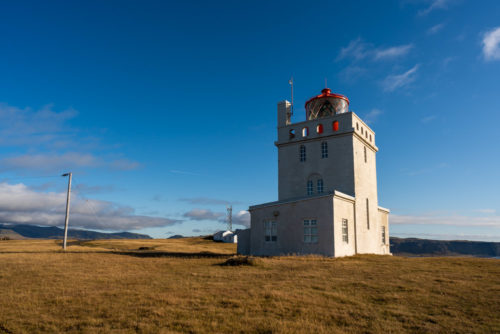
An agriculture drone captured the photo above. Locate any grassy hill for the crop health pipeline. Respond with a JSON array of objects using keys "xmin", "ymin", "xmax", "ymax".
[{"xmin": 0, "ymin": 238, "xmax": 499, "ymax": 333}]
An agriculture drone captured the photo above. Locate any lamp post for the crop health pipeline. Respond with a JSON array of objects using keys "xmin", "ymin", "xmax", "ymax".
[{"xmin": 61, "ymin": 172, "xmax": 72, "ymax": 250}]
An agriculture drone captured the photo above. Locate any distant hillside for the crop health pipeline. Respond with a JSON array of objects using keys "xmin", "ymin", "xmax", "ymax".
[
  {"xmin": 0, "ymin": 229, "xmax": 27, "ymax": 240},
  {"xmin": 0, "ymin": 224, "xmax": 151, "ymax": 240},
  {"xmin": 168, "ymin": 235, "xmax": 185, "ymax": 239},
  {"xmin": 390, "ymin": 237, "xmax": 500, "ymax": 257}
]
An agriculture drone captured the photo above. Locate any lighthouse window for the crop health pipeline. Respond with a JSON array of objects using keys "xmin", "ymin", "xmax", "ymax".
[
  {"xmin": 321, "ymin": 142, "xmax": 328, "ymax": 158},
  {"xmin": 333, "ymin": 120, "xmax": 339, "ymax": 132},
  {"xmin": 317, "ymin": 179, "xmax": 324, "ymax": 193},
  {"xmin": 307, "ymin": 180, "xmax": 313, "ymax": 195},
  {"xmin": 289, "ymin": 129, "xmax": 295, "ymax": 139},
  {"xmin": 382, "ymin": 226, "xmax": 386, "ymax": 244},
  {"xmin": 316, "ymin": 124, "xmax": 323, "ymax": 134},
  {"xmin": 318, "ymin": 101, "xmax": 334, "ymax": 118},
  {"xmin": 364, "ymin": 146, "xmax": 367, "ymax": 163},
  {"xmin": 370, "ymin": 134, "xmax": 372, "ymax": 142},
  {"xmin": 303, "ymin": 219, "xmax": 318, "ymax": 243},
  {"xmin": 302, "ymin": 127, "xmax": 309, "ymax": 137},
  {"xmin": 342, "ymin": 219, "xmax": 349, "ymax": 243},
  {"xmin": 264, "ymin": 220, "xmax": 277, "ymax": 242},
  {"xmin": 300, "ymin": 145, "xmax": 306, "ymax": 162}
]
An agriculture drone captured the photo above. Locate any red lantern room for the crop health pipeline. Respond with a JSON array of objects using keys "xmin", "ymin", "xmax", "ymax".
[{"xmin": 304, "ymin": 88, "xmax": 349, "ymax": 121}]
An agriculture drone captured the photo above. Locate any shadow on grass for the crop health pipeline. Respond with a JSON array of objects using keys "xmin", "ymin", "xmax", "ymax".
[
  {"xmin": 217, "ymin": 255, "xmax": 261, "ymax": 266},
  {"xmin": 114, "ymin": 251, "xmax": 234, "ymax": 259},
  {"xmin": 1, "ymin": 240, "xmax": 236, "ymax": 258},
  {"xmin": 0, "ymin": 249, "xmax": 235, "ymax": 259}
]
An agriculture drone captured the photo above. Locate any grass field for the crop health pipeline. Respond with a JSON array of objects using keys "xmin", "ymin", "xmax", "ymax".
[{"xmin": 1, "ymin": 238, "xmax": 499, "ymax": 333}]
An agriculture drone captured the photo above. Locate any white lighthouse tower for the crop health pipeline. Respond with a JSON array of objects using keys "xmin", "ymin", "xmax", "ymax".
[{"xmin": 238, "ymin": 88, "xmax": 390, "ymax": 257}]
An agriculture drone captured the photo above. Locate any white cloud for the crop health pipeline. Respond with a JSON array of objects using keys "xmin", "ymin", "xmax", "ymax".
[
  {"xmin": 338, "ymin": 39, "xmax": 413, "ymax": 62},
  {"xmin": 373, "ymin": 44, "xmax": 413, "ymax": 60},
  {"xmin": 0, "ymin": 103, "xmax": 78, "ymax": 148},
  {"xmin": 382, "ymin": 65, "xmax": 419, "ymax": 92},
  {"xmin": 182, "ymin": 207, "xmax": 249, "ymax": 227},
  {"xmin": 337, "ymin": 38, "xmax": 370, "ymax": 61},
  {"xmin": 183, "ymin": 208, "xmax": 225, "ymax": 221},
  {"xmin": 1, "ymin": 153, "xmax": 98, "ymax": 171},
  {"xmin": 0, "ymin": 153, "xmax": 140, "ymax": 172},
  {"xmin": 363, "ymin": 109, "xmax": 383, "ymax": 124},
  {"xmin": 233, "ymin": 210, "xmax": 250, "ymax": 228},
  {"xmin": 73, "ymin": 183, "xmax": 116, "ymax": 195},
  {"xmin": 482, "ymin": 27, "xmax": 500, "ymax": 61},
  {"xmin": 391, "ymin": 213, "xmax": 500, "ymax": 227},
  {"xmin": 179, "ymin": 197, "xmax": 235, "ymax": 205},
  {"xmin": 0, "ymin": 182, "xmax": 178, "ymax": 231},
  {"xmin": 427, "ymin": 23, "xmax": 445, "ymax": 35},
  {"xmin": 0, "ymin": 103, "xmax": 140, "ymax": 173},
  {"xmin": 418, "ymin": 0, "xmax": 453, "ymax": 16},
  {"xmin": 474, "ymin": 209, "xmax": 496, "ymax": 214}
]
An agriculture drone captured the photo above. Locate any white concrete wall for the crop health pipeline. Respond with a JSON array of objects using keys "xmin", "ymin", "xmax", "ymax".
[
  {"xmin": 378, "ymin": 208, "xmax": 390, "ymax": 254},
  {"xmin": 333, "ymin": 193, "xmax": 356, "ymax": 257},
  {"xmin": 278, "ymin": 135, "xmax": 355, "ymax": 200},
  {"xmin": 277, "ymin": 113, "xmax": 357, "ymax": 201},
  {"xmin": 236, "ymin": 229, "xmax": 251, "ymax": 255},
  {"xmin": 352, "ymin": 131, "xmax": 382, "ymax": 254},
  {"xmin": 249, "ymin": 195, "xmax": 335, "ymax": 256}
]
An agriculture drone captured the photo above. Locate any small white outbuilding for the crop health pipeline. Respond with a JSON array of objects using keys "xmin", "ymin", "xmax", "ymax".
[{"xmin": 213, "ymin": 230, "xmax": 237, "ymax": 243}]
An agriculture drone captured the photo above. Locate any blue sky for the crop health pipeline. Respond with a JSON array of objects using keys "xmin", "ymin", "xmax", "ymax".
[{"xmin": 0, "ymin": 0, "xmax": 499, "ymax": 241}]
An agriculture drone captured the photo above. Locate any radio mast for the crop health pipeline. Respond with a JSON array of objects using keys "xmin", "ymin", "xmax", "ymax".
[{"xmin": 227, "ymin": 205, "xmax": 233, "ymax": 231}]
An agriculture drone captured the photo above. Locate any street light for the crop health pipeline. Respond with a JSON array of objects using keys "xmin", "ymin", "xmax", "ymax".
[{"xmin": 61, "ymin": 172, "xmax": 72, "ymax": 250}]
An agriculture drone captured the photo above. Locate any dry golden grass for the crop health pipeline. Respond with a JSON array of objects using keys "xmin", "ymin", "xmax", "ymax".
[{"xmin": 0, "ymin": 238, "xmax": 499, "ymax": 333}]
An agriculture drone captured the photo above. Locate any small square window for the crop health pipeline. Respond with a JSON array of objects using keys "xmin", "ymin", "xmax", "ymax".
[
  {"xmin": 321, "ymin": 142, "xmax": 328, "ymax": 158},
  {"xmin": 300, "ymin": 145, "xmax": 306, "ymax": 162},
  {"xmin": 303, "ymin": 219, "xmax": 318, "ymax": 243}
]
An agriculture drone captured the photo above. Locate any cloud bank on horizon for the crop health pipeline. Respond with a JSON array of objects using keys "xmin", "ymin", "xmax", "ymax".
[{"xmin": 0, "ymin": 182, "xmax": 178, "ymax": 231}]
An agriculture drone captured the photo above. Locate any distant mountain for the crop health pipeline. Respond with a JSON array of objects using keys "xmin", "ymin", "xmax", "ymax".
[
  {"xmin": 390, "ymin": 237, "xmax": 500, "ymax": 257},
  {"xmin": 0, "ymin": 228, "xmax": 26, "ymax": 240},
  {"xmin": 0, "ymin": 224, "xmax": 152, "ymax": 240},
  {"xmin": 168, "ymin": 234, "xmax": 185, "ymax": 239}
]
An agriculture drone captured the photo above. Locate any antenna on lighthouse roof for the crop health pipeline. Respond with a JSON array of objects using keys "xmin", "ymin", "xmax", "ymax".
[{"xmin": 288, "ymin": 77, "xmax": 294, "ymax": 117}]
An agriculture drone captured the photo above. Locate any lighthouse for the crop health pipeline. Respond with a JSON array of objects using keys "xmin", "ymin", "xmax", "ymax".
[{"xmin": 238, "ymin": 88, "xmax": 390, "ymax": 257}]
